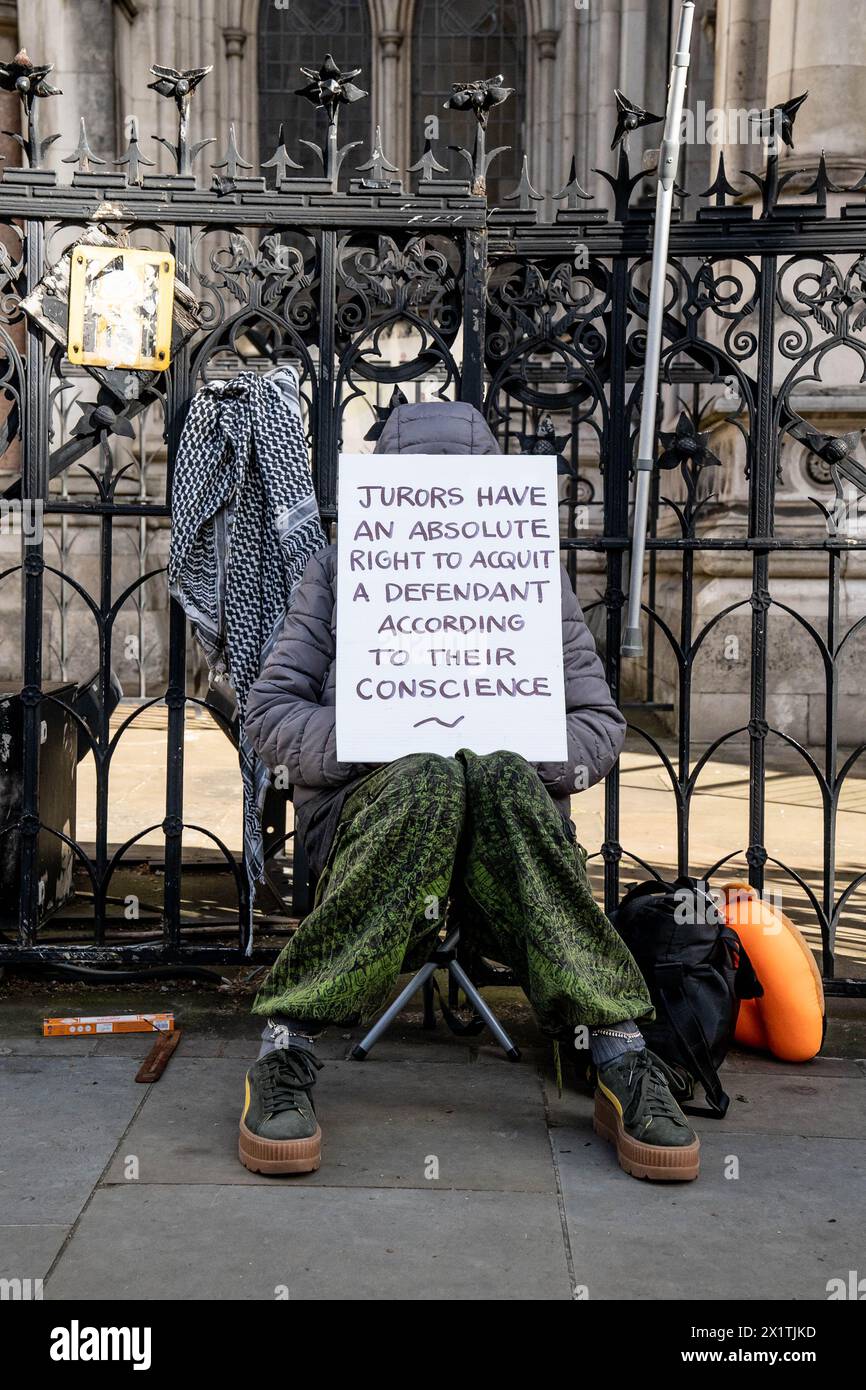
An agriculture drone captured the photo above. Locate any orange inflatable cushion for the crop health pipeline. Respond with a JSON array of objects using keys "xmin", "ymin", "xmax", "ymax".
[{"xmin": 721, "ymin": 881, "xmax": 824, "ymax": 1063}]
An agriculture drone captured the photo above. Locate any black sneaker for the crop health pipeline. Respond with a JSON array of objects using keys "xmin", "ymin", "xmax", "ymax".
[
  {"xmin": 594, "ymin": 1049, "xmax": 700, "ymax": 1181},
  {"xmin": 239, "ymin": 1045, "xmax": 323, "ymax": 1175}
]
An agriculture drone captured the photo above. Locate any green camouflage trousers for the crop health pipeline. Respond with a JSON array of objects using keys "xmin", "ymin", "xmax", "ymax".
[{"xmin": 253, "ymin": 750, "xmax": 653, "ymax": 1035}]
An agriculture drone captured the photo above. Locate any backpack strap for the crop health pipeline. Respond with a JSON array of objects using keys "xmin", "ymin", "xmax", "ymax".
[
  {"xmin": 616, "ymin": 878, "xmax": 671, "ymax": 910},
  {"xmin": 720, "ymin": 927, "xmax": 764, "ymax": 1000},
  {"xmin": 429, "ymin": 975, "xmax": 485, "ymax": 1037},
  {"xmin": 654, "ymin": 962, "xmax": 730, "ymax": 1117}
]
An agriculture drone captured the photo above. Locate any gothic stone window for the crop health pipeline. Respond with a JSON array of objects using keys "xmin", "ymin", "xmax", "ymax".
[
  {"xmin": 258, "ymin": 0, "xmax": 373, "ymax": 168},
  {"xmin": 412, "ymin": 0, "xmax": 526, "ymax": 207}
]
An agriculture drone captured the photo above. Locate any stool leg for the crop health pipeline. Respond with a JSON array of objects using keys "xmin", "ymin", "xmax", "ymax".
[
  {"xmin": 448, "ymin": 960, "xmax": 521, "ymax": 1061},
  {"xmin": 351, "ymin": 961, "xmax": 438, "ymax": 1060}
]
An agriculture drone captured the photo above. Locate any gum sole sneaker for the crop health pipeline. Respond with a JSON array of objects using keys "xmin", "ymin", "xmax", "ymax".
[
  {"xmin": 238, "ymin": 1046, "xmax": 322, "ymax": 1176},
  {"xmin": 594, "ymin": 1049, "xmax": 700, "ymax": 1182},
  {"xmin": 238, "ymin": 1119, "xmax": 322, "ymax": 1175}
]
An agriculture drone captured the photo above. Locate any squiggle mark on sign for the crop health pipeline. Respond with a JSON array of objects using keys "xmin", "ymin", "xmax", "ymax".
[{"xmin": 412, "ymin": 716, "xmax": 466, "ymax": 729}]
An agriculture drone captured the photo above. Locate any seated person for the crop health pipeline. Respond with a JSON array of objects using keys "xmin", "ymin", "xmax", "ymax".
[{"xmin": 238, "ymin": 401, "xmax": 699, "ymax": 1183}]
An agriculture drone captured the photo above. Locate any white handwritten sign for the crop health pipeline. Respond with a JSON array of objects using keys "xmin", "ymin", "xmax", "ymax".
[{"xmin": 336, "ymin": 454, "xmax": 568, "ymax": 762}]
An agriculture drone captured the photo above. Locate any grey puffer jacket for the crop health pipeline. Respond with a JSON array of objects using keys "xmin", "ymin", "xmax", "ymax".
[{"xmin": 245, "ymin": 401, "xmax": 626, "ymax": 875}]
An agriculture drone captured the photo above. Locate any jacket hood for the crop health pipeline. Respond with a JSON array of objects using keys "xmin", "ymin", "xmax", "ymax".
[{"xmin": 375, "ymin": 400, "xmax": 500, "ymax": 456}]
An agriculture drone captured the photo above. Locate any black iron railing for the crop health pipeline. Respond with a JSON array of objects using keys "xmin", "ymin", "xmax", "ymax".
[{"xmin": 0, "ymin": 54, "xmax": 863, "ymax": 991}]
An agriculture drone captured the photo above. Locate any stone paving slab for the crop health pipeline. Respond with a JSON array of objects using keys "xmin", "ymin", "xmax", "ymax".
[
  {"xmin": 0, "ymin": 1056, "xmax": 144, "ymax": 1226},
  {"xmin": 701, "ymin": 1073, "xmax": 866, "ymax": 1140},
  {"xmin": 721, "ymin": 1051, "xmax": 863, "ymax": 1079},
  {"xmin": 0, "ymin": 1035, "xmax": 98, "ymax": 1057},
  {"xmin": 45, "ymin": 1184, "xmax": 573, "ymax": 1301},
  {"xmin": 550, "ymin": 1114, "xmax": 865, "ymax": 1301},
  {"xmin": 4, "ymin": 983, "xmax": 865, "ymax": 1302},
  {"xmin": 0, "ymin": 1224, "xmax": 70, "ymax": 1283},
  {"xmin": 102, "ymin": 1055, "xmax": 556, "ymax": 1193}
]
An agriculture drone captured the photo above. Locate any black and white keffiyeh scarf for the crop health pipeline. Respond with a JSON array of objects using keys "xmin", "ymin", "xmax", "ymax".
[{"xmin": 168, "ymin": 367, "xmax": 325, "ymax": 950}]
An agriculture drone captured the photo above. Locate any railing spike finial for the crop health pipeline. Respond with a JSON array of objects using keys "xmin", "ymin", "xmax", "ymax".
[
  {"xmin": 407, "ymin": 136, "xmax": 449, "ymax": 184},
  {"xmin": 445, "ymin": 73, "xmax": 514, "ymax": 197},
  {"xmin": 594, "ymin": 144, "xmax": 645, "ymax": 221},
  {"xmin": 115, "ymin": 115, "xmax": 154, "ymax": 185},
  {"xmin": 747, "ymin": 91, "xmax": 808, "ymax": 214},
  {"xmin": 801, "ymin": 150, "xmax": 844, "ymax": 212},
  {"xmin": 261, "ymin": 122, "xmax": 303, "ymax": 185},
  {"xmin": 445, "ymin": 74, "xmax": 514, "ymax": 131},
  {"xmin": 610, "ymin": 89, "xmax": 663, "ymax": 152},
  {"xmin": 0, "ymin": 49, "xmax": 61, "ymax": 171},
  {"xmin": 212, "ymin": 123, "xmax": 254, "ymax": 182},
  {"xmin": 296, "ymin": 54, "xmax": 367, "ymax": 127},
  {"xmin": 752, "ymin": 91, "xmax": 808, "ymax": 152},
  {"xmin": 740, "ymin": 159, "xmax": 804, "ymax": 218},
  {"xmin": 701, "ymin": 150, "xmax": 740, "ymax": 207},
  {"xmin": 62, "ymin": 118, "xmax": 106, "ymax": 175},
  {"xmin": 502, "ymin": 155, "xmax": 544, "ymax": 213},
  {"xmin": 296, "ymin": 55, "xmax": 368, "ymax": 190},
  {"xmin": 450, "ymin": 123, "xmax": 510, "ymax": 197},
  {"xmin": 148, "ymin": 63, "xmax": 214, "ymax": 178},
  {"xmin": 553, "ymin": 155, "xmax": 592, "ymax": 208},
  {"xmin": 355, "ymin": 125, "xmax": 400, "ymax": 184}
]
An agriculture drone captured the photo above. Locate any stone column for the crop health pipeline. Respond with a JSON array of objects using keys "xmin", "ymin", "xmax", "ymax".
[
  {"xmin": 556, "ymin": 0, "xmax": 579, "ymax": 189},
  {"xmin": 711, "ymin": 0, "xmax": 772, "ymax": 182},
  {"xmin": 223, "ymin": 5, "xmax": 257, "ymax": 178},
  {"xmin": 0, "ymin": 1, "xmax": 20, "ymax": 176},
  {"xmin": 532, "ymin": 27, "xmax": 560, "ymax": 204},
  {"xmin": 223, "ymin": 24, "xmax": 247, "ymax": 129},
  {"xmin": 16, "ymin": 0, "xmax": 117, "ymax": 168},
  {"xmin": 766, "ymin": 0, "xmax": 866, "ymax": 185},
  {"xmin": 376, "ymin": 29, "xmax": 405, "ymax": 173},
  {"xmin": 155, "ymin": 0, "xmax": 176, "ymax": 169},
  {"xmin": 368, "ymin": 0, "xmax": 407, "ymax": 176},
  {"xmin": 581, "ymin": 0, "xmax": 629, "ymax": 210},
  {"xmin": 196, "ymin": 0, "xmax": 219, "ymax": 148}
]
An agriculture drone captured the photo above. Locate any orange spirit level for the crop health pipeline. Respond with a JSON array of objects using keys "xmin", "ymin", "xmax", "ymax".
[{"xmin": 43, "ymin": 1013, "xmax": 175, "ymax": 1037}]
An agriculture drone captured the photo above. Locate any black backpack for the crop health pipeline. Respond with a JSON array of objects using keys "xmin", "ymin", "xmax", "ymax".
[{"xmin": 610, "ymin": 876, "xmax": 763, "ymax": 1117}]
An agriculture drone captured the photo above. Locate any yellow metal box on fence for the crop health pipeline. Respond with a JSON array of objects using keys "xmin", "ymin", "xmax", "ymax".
[{"xmin": 67, "ymin": 244, "xmax": 176, "ymax": 371}]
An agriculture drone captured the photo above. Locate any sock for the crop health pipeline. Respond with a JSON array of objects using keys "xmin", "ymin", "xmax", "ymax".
[
  {"xmin": 589, "ymin": 1021, "xmax": 646, "ymax": 1069},
  {"xmin": 258, "ymin": 1015, "xmax": 323, "ymax": 1060}
]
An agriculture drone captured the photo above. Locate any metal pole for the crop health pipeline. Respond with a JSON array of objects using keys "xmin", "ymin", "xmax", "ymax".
[{"xmin": 622, "ymin": 0, "xmax": 695, "ymax": 657}]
